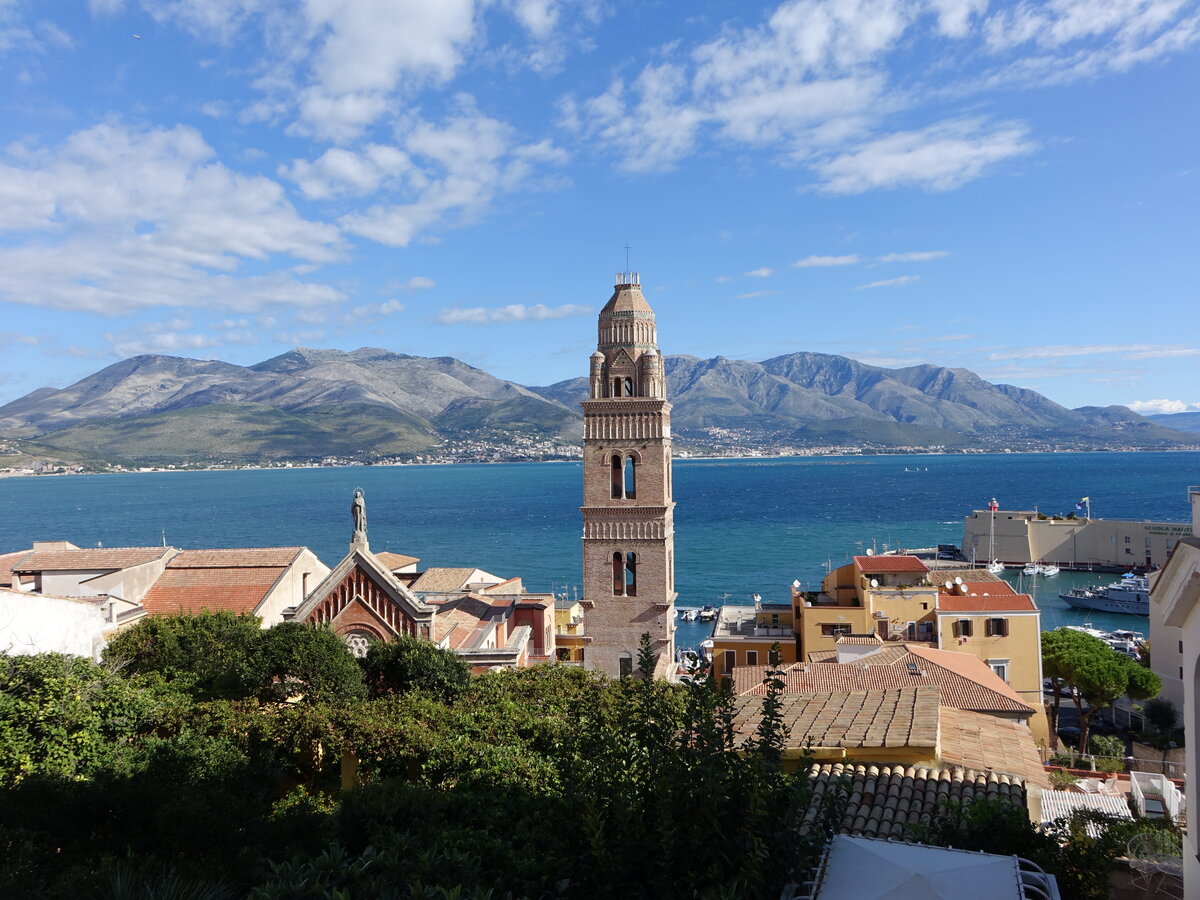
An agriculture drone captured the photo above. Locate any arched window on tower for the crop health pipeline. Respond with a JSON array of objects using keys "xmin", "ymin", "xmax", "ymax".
[
  {"xmin": 624, "ymin": 455, "xmax": 636, "ymax": 499},
  {"xmin": 611, "ymin": 454, "xmax": 623, "ymax": 499},
  {"xmin": 612, "ymin": 551, "xmax": 625, "ymax": 596},
  {"xmin": 625, "ymin": 552, "xmax": 637, "ymax": 596},
  {"xmin": 611, "ymin": 377, "xmax": 621, "ymax": 398},
  {"xmin": 624, "ymin": 376, "xmax": 635, "ymax": 397}
]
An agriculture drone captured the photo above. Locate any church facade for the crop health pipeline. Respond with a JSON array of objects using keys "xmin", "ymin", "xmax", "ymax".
[{"xmin": 580, "ymin": 272, "xmax": 677, "ymax": 677}]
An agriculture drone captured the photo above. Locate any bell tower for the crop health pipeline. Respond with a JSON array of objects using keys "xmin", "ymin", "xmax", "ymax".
[{"xmin": 581, "ymin": 272, "xmax": 676, "ymax": 678}]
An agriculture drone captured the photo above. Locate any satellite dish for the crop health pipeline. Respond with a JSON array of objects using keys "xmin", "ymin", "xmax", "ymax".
[
  {"xmin": 866, "ymin": 548, "xmax": 874, "ymax": 556},
  {"xmin": 791, "ymin": 579, "xmax": 801, "ymax": 588},
  {"xmin": 954, "ymin": 576, "xmax": 962, "ymax": 585},
  {"xmin": 870, "ymin": 579, "xmax": 879, "ymax": 588},
  {"xmin": 944, "ymin": 580, "xmax": 952, "ymax": 589}
]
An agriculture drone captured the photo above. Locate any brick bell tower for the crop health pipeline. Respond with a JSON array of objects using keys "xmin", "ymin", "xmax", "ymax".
[{"xmin": 581, "ymin": 271, "xmax": 676, "ymax": 678}]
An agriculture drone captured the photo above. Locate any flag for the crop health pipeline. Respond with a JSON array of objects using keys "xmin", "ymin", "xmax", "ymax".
[{"xmin": 1075, "ymin": 496, "xmax": 1089, "ymax": 510}]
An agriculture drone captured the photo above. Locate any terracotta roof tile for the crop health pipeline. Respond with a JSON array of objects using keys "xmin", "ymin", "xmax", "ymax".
[
  {"xmin": 16, "ymin": 547, "xmax": 173, "ymax": 572},
  {"xmin": 481, "ymin": 577, "xmax": 523, "ymax": 594},
  {"xmin": 798, "ymin": 762, "xmax": 1027, "ymax": 841},
  {"xmin": 736, "ymin": 644, "xmax": 1030, "ymax": 713},
  {"xmin": 410, "ymin": 567, "xmax": 479, "ymax": 593},
  {"xmin": 375, "ymin": 551, "xmax": 420, "ymax": 570},
  {"xmin": 835, "ymin": 635, "xmax": 884, "ymax": 645},
  {"xmin": 0, "ymin": 550, "xmax": 30, "ymax": 588},
  {"xmin": 142, "ymin": 566, "xmax": 286, "ymax": 616},
  {"xmin": 938, "ymin": 593, "xmax": 1037, "ymax": 612},
  {"xmin": 167, "ymin": 548, "xmax": 303, "ymax": 568},
  {"xmin": 939, "ymin": 707, "xmax": 1049, "ymax": 788},
  {"xmin": 854, "ymin": 555, "xmax": 929, "ymax": 575},
  {"xmin": 733, "ymin": 687, "xmax": 940, "ymax": 750}
]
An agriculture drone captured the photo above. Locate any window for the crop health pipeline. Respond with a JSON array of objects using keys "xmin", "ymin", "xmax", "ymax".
[
  {"xmin": 723, "ymin": 650, "xmax": 736, "ymax": 677},
  {"xmin": 985, "ymin": 618, "xmax": 1009, "ymax": 637},
  {"xmin": 821, "ymin": 623, "xmax": 852, "ymax": 636},
  {"xmin": 625, "ymin": 552, "xmax": 637, "ymax": 596},
  {"xmin": 612, "ymin": 552, "xmax": 624, "ymax": 596},
  {"xmin": 618, "ymin": 654, "xmax": 634, "ymax": 678},
  {"xmin": 988, "ymin": 659, "xmax": 1010, "ymax": 682},
  {"xmin": 1125, "ymin": 536, "xmax": 1131, "ymax": 543},
  {"xmin": 1180, "ymin": 641, "xmax": 1185, "ymax": 654},
  {"xmin": 953, "ymin": 619, "xmax": 973, "ymax": 638},
  {"xmin": 1125, "ymin": 548, "xmax": 1132, "ymax": 555},
  {"xmin": 624, "ymin": 376, "xmax": 634, "ymax": 396},
  {"xmin": 746, "ymin": 650, "xmax": 759, "ymax": 666},
  {"xmin": 624, "ymin": 455, "xmax": 636, "ymax": 499},
  {"xmin": 611, "ymin": 454, "xmax": 623, "ymax": 498}
]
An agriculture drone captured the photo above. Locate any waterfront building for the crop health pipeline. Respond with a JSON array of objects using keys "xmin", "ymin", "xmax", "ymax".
[
  {"xmin": 579, "ymin": 272, "xmax": 676, "ymax": 678},
  {"xmin": 962, "ymin": 507, "xmax": 1190, "ymax": 570},
  {"xmin": 791, "ymin": 554, "xmax": 1048, "ymax": 743},
  {"xmin": 0, "ymin": 587, "xmax": 119, "ymax": 660},
  {"xmin": 1149, "ymin": 484, "xmax": 1200, "ymax": 896},
  {"xmin": 707, "ymin": 595, "xmax": 797, "ymax": 680}
]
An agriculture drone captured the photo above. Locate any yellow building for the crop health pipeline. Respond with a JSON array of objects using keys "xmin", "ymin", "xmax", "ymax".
[
  {"xmin": 554, "ymin": 597, "xmax": 587, "ymax": 664},
  {"xmin": 707, "ymin": 597, "xmax": 797, "ymax": 680},
  {"xmin": 792, "ymin": 554, "xmax": 1048, "ymax": 745}
]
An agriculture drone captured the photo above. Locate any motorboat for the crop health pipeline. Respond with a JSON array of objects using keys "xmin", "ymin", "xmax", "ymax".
[
  {"xmin": 698, "ymin": 605, "xmax": 718, "ymax": 621},
  {"xmin": 1059, "ymin": 576, "xmax": 1150, "ymax": 616},
  {"xmin": 679, "ymin": 607, "xmax": 699, "ymax": 621},
  {"xmin": 1041, "ymin": 564, "xmax": 1060, "ymax": 577},
  {"xmin": 986, "ymin": 560, "xmax": 1005, "ymax": 575},
  {"xmin": 1023, "ymin": 563, "xmax": 1042, "ymax": 576}
]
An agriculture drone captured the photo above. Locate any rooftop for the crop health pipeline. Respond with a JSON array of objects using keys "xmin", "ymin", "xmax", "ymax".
[
  {"xmin": 799, "ymin": 762, "xmax": 1027, "ymax": 841},
  {"xmin": 938, "ymin": 593, "xmax": 1037, "ymax": 613},
  {"xmin": 741, "ymin": 644, "xmax": 1031, "ymax": 714},
  {"xmin": 142, "ymin": 565, "xmax": 287, "ymax": 616},
  {"xmin": 15, "ymin": 546, "xmax": 174, "ymax": 572},
  {"xmin": 166, "ymin": 548, "xmax": 303, "ymax": 568},
  {"xmin": 854, "ymin": 555, "xmax": 930, "ymax": 575},
  {"xmin": 733, "ymin": 687, "xmax": 941, "ymax": 751}
]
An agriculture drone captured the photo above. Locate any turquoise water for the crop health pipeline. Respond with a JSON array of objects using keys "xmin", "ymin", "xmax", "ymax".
[{"xmin": 1, "ymin": 452, "xmax": 1196, "ymax": 650}]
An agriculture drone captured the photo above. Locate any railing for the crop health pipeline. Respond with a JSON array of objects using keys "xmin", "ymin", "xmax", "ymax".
[
  {"xmin": 1131, "ymin": 771, "xmax": 1185, "ymax": 820},
  {"xmin": 1041, "ymin": 747, "xmax": 1187, "ymax": 780}
]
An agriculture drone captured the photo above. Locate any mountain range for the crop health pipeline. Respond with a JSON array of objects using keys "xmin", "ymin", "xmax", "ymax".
[{"xmin": 0, "ymin": 348, "xmax": 1191, "ymax": 466}]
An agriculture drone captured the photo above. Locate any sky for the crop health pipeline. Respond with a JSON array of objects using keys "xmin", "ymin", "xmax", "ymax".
[{"xmin": 0, "ymin": 0, "xmax": 1197, "ymax": 414}]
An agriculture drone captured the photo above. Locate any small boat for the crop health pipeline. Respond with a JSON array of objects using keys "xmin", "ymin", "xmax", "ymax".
[
  {"xmin": 1041, "ymin": 564, "xmax": 1060, "ymax": 577},
  {"xmin": 679, "ymin": 608, "xmax": 698, "ymax": 621},
  {"xmin": 986, "ymin": 560, "xmax": 1005, "ymax": 575},
  {"xmin": 1064, "ymin": 623, "xmax": 1108, "ymax": 640},
  {"xmin": 698, "ymin": 605, "xmax": 718, "ymax": 621},
  {"xmin": 1023, "ymin": 563, "xmax": 1042, "ymax": 576}
]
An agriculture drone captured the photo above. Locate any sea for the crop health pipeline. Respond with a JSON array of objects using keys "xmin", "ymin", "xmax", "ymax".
[{"xmin": 2, "ymin": 451, "xmax": 1196, "ymax": 654}]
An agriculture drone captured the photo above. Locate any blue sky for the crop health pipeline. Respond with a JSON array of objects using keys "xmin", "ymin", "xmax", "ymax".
[{"xmin": 0, "ymin": 0, "xmax": 1197, "ymax": 414}]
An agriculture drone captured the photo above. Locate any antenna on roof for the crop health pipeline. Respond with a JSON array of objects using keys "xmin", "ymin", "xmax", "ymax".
[{"xmin": 624, "ymin": 243, "xmax": 631, "ymax": 270}]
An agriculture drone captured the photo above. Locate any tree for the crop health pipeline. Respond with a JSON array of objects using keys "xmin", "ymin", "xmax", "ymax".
[
  {"xmin": 1042, "ymin": 627, "xmax": 1162, "ymax": 751},
  {"xmin": 102, "ymin": 611, "xmax": 265, "ymax": 701},
  {"xmin": 361, "ymin": 635, "xmax": 470, "ymax": 701},
  {"xmin": 256, "ymin": 623, "xmax": 366, "ymax": 704}
]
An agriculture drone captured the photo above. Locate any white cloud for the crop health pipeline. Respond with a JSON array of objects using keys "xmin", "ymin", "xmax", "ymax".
[
  {"xmin": 337, "ymin": 104, "xmax": 568, "ymax": 247},
  {"xmin": 715, "ymin": 275, "xmax": 733, "ymax": 283},
  {"xmin": 813, "ymin": 118, "xmax": 1037, "ymax": 194},
  {"xmin": 0, "ymin": 123, "xmax": 344, "ymax": 315},
  {"xmin": 281, "ymin": 144, "xmax": 413, "ymax": 199},
  {"xmin": 793, "ymin": 253, "xmax": 861, "ymax": 267},
  {"xmin": 988, "ymin": 343, "xmax": 1200, "ymax": 360},
  {"xmin": 392, "ymin": 276, "xmax": 435, "ymax": 292},
  {"xmin": 436, "ymin": 303, "xmax": 591, "ymax": 325},
  {"xmin": 745, "ymin": 267, "xmax": 774, "ymax": 278},
  {"xmin": 856, "ymin": 275, "xmax": 918, "ymax": 289},
  {"xmin": 877, "ymin": 250, "xmax": 949, "ymax": 262},
  {"xmin": 1128, "ymin": 399, "xmax": 1200, "ymax": 414},
  {"xmin": 737, "ymin": 290, "xmax": 779, "ymax": 299}
]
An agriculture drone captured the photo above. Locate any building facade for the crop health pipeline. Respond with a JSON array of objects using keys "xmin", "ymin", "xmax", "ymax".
[{"xmin": 580, "ymin": 273, "xmax": 676, "ymax": 677}]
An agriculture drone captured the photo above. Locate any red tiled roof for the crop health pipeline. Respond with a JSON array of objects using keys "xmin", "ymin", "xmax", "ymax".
[
  {"xmin": 375, "ymin": 551, "xmax": 419, "ymax": 569},
  {"xmin": 410, "ymin": 567, "xmax": 478, "ymax": 592},
  {"xmin": 167, "ymin": 548, "xmax": 303, "ymax": 568},
  {"xmin": 142, "ymin": 566, "xmax": 286, "ymax": 616},
  {"xmin": 854, "ymin": 555, "xmax": 929, "ymax": 574},
  {"xmin": 938, "ymin": 707, "xmax": 1049, "ymax": 788},
  {"xmin": 733, "ymin": 687, "xmax": 940, "ymax": 750},
  {"xmin": 735, "ymin": 643, "xmax": 1030, "ymax": 713},
  {"xmin": 16, "ymin": 546, "xmax": 173, "ymax": 572},
  {"xmin": 938, "ymin": 593, "xmax": 1037, "ymax": 612},
  {"xmin": 0, "ymin": 550, "xmax": 30, "ymax": 588},
  {"xmin": 481, "ymin": 577, "xmax": 523, "ymax": 594}
]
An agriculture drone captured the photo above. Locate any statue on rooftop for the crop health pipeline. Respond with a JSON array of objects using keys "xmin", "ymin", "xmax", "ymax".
[{"xmin": 351, "ymin": 488, "xmax": 367, "ymax": 538}]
